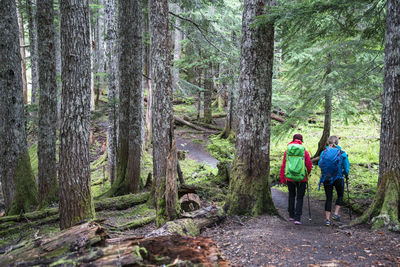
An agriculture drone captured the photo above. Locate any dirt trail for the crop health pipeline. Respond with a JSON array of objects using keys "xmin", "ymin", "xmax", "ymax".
[
  {"xmin": 179, "ymin": 137, "xmax": 400, "ymax": 266},
  {"xmin": 176, "ymin": 134, "xmax": 219, "ymax": 168}
]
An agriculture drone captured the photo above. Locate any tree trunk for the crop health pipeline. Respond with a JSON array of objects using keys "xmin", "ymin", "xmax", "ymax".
[
  {"xmin": 144, "ymin": 0, "xmax": 152, "ymax": 146},
  {"xmin": 172, "ymin": 3, "xmax": 182, "ymax": 91},
  {"xmin": 126, "ymin": 0, "xmax": 144, "ymax": 194},
  {"xmin": 203, "ymin": 64, "xmax": 213, "ymax": 124},
  {"xmin": 37, "ymin": 0, "xmax": 58, "ymax": 206},
  {"xmin": 225, "ymin": 0, "xmax": 277, "ymax": 216},
  {"xmin": 351, "ymin": 0, "xmax": 400, "ymax": 231},
  {"xmin": 59, "ymin": 0, "xmax": 95, "ymax": 229},
  {"xmin": 26, "ymin": 0, "xmax": 39, "ymax": 105},
  {"xmin": 313, "ymin": 60, "xmax": 333, "ymax": 159},
  {"xmin": 196, "ymin": 69, "xmax": 202, "ymax": 121},
  {"xmin": 150, "ymin": 0, "xmax": 180, "ymax": 227},
  {"xmin": 55, "ymin": 4, "xmax": 62, "ymax": 120},
  {"xmin": 0, "ymin": 0, "xmax": 38, "ymax": 215},
  {"xmin": 108, "ymin": 0, "xmax": 143, "ymax": 196},
  {"xmin": 89, "ymin": 16, "xmax": 96, "ymax": 112},
  {"xmin": 16, "ymin": 0, "xmax": 28, "ymax": 104},
  {"xmin": 105, "ymin": 0, "xmax": 119, "ymax": 185},
  {"xmin": 94, "ymin": 0, "xmax": 105, "ymax": 108}
]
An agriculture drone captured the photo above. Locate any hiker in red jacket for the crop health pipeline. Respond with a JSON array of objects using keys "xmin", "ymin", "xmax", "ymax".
[{"xmin": 280, "ymin": 134, "xmax": 312, "ymax": 225}]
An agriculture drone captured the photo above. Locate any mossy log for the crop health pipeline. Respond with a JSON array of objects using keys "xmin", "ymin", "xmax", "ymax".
[
  {"xmin": 94, "ymin": 192, "xmax": 150, "ymax": 211},
  {"xmin": 0, "ymin": 192, "xmax": 150, "ymax": 236},
  {"xmin": 178, "ymin": 184, "xmax": 204, "ymax": 198},
  {"xmin": 0, "ymin": 222, "xmax": 229, "ymax": 266},
  {"xmin": 190, "ymin": 120, "xmax": 224, "ymax": 131},
  {"xmin": 110, "ymin": 215, "xmax": 156, "ymax": 231},
  {"xmin": 179, "ymin": 193, "xmax": 201, "ymax": 212},
  {"xmin": 174, "ymin": 116, "xmax": 218, "ymax": 133},
  {"xmin": 147, "ymin": 205, "xmax": 225, "ymax": 237}
]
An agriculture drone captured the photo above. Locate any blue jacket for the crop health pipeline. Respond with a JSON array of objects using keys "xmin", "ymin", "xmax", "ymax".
[{"xmin": 318, "ymin": 145, "xmax": 350, "ymax": 188}]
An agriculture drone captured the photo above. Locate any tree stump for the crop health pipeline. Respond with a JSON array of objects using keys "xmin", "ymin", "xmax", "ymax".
[{"xmin": 179, "ymin": 193, "xmax": 201, "ymax": 212}]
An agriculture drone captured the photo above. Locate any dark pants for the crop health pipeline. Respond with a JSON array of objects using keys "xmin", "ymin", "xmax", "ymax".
[
  {"xmin": 287, "ymin": 181, "xmax": 306, "ymax": 221},
  {"xmin": 323, "ymin": 179, "xmax": 344, "ymax": 212}
]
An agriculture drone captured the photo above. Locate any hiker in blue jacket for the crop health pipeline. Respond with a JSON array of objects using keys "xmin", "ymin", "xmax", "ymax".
[{"xmin": 318, "ymin": 136, "xmax": 350, "ymax": 226}]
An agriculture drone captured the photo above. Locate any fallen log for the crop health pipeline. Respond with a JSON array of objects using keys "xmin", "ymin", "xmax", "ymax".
[
  {"xmin": 95, "ymin": 192, "xmax": 150, "ymax": 211},
  {"xmin": 146, "ymin": 205, "xmax": 225, "ymax": 237},
  {"xmin": 178, "ymin": 184, "xmax": 204, "ymax": 197},
  {"xmin": 0, "ymin": 192, "xmax": 150, "ymax": 234},
  {"xmin": 271, "ymin": 114, "xmax": 296, "ymax": 128},
  {"xmin": 110, "ymin": 215, "xmax": 156, "ymax": 231},
  {"xmin": 271, "ymin": 113, "xmax": 286, "ymax": 123},
  {"xmin": 1, "ymin": 222, "xmax": 229, "ymax": 266},
  {"xmin": 191, "ymin": 120, "xmax": 223, "ymax": 131},
  {"xmin": 179, "ymin": 193, "xmax": 201, "ymax": 212},
  {"xmin": 0, "ymin": 222, "xmax": 107, "ymax": 265},
  {"xmin": 174, "ymin": 116, "xmax": 217, "ymax": 133},
  {"xmin": 272, "ymin": 109, "xmax": 287, "ymax": 117}
]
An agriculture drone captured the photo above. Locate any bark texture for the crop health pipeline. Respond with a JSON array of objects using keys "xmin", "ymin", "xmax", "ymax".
[
  {"xmin": 203, "ymin": 65, "xmax": 213, "ymax": 124},
  {"xmin": 55, "ymin": 4, "xmax": 62, "ymax": 118},
  {"xmin": 37, "ymin": 0, "xmax": 58, "ymax": 206},
  {"xmin": 16, "ymin": 0, "xmax": 28, "ymax": 104},
  {"xmin": 313, "ymin": 61, "xmax": 332, "ymax": 159},
  {"xmin": 105, "ymin": 0, "xmax": 119, "ymax": 185},
  {"xmin": 59, "ymin": 0, "xmax": 95, "ymax": 229},
  {"xmin": 0, "ymin": 0, "xmax": 38, "ymax": 215},
  {"xmin": 94, "ymin": 0, "xmax": 105, "ymax": 108},
  {"xmin": 150, "ymin": 0, "xmax": 179, "ymax": 226},
  {"xmin": 352, "ymin": 0, "xmax": 400, "ymax": 231},
  {"xmin": 26, "ymin": 0, "xmax": 39, "ymax": 105},
  {"xmin": 225, "ymin": 0, "xmax": 277, "ymax": 216},
  {"xmin": 172, "ymin": 3, "xmax": 182, "ymax": 91},
  {"xmin": 109, "ymin": 0, "xmax": 143, "ymax": 196}
]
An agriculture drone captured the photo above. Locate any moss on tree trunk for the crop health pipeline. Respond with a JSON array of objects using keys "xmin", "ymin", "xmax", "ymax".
[
  {"xmin": 225, "ymin": 160, "xmax": 276, "ymax": 216},
  {"xmin": 8, "ymin": 151, "xmax": 38, "ymax": 215},
  {"xmin": 351, "ymin": 172, "xmax": 399, "ymax": 231}
]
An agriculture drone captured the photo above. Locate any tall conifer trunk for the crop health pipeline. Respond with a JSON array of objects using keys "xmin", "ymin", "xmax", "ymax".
[
  {"xmin": 313, "ymin": 59, "xmax": 332, "ymax": 159},
  {"xmin": 0, "ymin": 0, "xmax": 38, "ymax": 215},
  {"xmin": 225, "ymin": 0, "xmax": 277, "ymax": 216},
  {"xmin": 37, "ymin": 0, "xmax": 58, "ymax": 206},
  {"xmin": 150, "ymin": 0, "xmax": 179, "ymax": 226},
  {"xmin": 105, "ymin": 0, "xmax": 119, "ymax": 185},
  {"xmin": 59, "ymin": 0, "xmax": 95, "ymax": 229},
  {"xmin": 27, "ymin": 0, "xmax": 39, "ymax": 105},
  {"xmin": 352, "ymin": 0, "xmax": 400, "ymax": 230},
  {"xmin": 107, "ymin": 0, "xmax": 143, "ymax": 196},
  {"xmin": 16, "ymin": 0, "xmax": 28, "ymax": 105},
  {"xmin": 203, "ymin": 64, "xmax": 213, "ymax": 124}
]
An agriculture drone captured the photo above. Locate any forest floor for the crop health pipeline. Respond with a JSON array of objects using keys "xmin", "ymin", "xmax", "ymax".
[
  {"xmin": 174, "ymin": 127, "xmax": 400, "ymax": 266},
  {"xmin": 1, "ymin": 107, "xmax": 398, "ymax": 266}
]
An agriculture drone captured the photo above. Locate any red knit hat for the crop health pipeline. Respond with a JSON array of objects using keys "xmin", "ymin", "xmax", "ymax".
[{"xmin": 293, "ymin": 134, "xmax": 303, "ymax": 142}]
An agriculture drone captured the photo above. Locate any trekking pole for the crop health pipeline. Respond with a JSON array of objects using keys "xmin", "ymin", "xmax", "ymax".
[
  {"xmin": 345, "ymin": 174, "xmax": 352, "ymax": 220},
  {"xmin": 307, "ymin": 178, "xmax": 312, "ymax": 221}
]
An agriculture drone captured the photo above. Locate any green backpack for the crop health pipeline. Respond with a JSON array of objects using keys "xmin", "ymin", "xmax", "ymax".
[{"xmin": 285, "ymin": 143, "xmax": 306, "ymax": 181}]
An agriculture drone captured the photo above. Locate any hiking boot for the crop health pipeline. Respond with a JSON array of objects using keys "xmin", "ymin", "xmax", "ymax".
[
  {"xmin": 325, "ymin": 220, "xmax": 331, "ymax": 226},
  {"xmin": 289, "ymin": 217, "xmax": 295, "ymax": 221},
  {"xmin": 332, "ymin": 214, "xmax": 341, "ymax": 222},
  {"xmin": 294, "ymin": 221, "xmax": 302, "ymax": 225}
]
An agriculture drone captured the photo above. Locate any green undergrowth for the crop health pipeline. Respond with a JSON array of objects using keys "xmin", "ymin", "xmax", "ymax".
[
  {"xmin": 174, "ymin": 103, "xmax": 198, "ymax": 117},
  {"xmin": 271, "ymin": 116, "xmax": 380, "ymax": 206},
  {"xmin": 207, "ymin": 135, "xmax": 235, "ymax": 163},
  {"xmin": 97, "ymin": 202, "xmax": 156, "ymax": 228},
  {"xmin": 179, "ymin": 157, "xmax": 228, "ymax": 203},
  {"xmin": 204, "ymin": 115, "xmax": 380, "ymax": 205}
]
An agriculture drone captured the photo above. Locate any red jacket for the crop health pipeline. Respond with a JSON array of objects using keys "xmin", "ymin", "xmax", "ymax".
[{"xmin": 280, "ymin": 139, "xmax": 312, "ymax": 183}]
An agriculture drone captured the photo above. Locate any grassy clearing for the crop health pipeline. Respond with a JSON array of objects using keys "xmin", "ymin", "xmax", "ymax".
[{"xmin": 206, "ymin": 115, "xmax": 380, "ymax": 202}]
